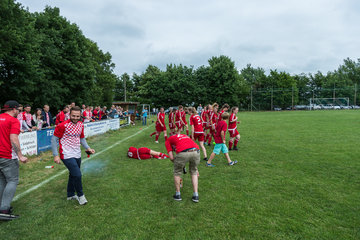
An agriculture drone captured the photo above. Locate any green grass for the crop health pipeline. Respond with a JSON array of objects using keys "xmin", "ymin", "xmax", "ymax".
[{"xmin": 1, "ymin": 111, "xmax": 359, "ymax": 239}]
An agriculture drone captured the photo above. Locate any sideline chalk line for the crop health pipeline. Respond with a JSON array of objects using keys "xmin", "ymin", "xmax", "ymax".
[{"xmin": 13, "ymin": 125, "xmax": 152, "ymax": 201}]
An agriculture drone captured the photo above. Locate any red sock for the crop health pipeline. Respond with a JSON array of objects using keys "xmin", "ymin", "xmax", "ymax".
[
  {"xmin": 155, "ymin": 135, "xmax": 159, "ymax": 141},
  {"xmin": 229, "ymin": 141, "xmax": 233, "ymax": 149},
  {"xmin": 234, "ymin": 139, "xmax": 239, "ymax": 147},
  {"xmin": 186, "ymin": 130, "xmax": 189, "ymax": 135},
  {"xmin": 150, "ymin": 132, "xmax": 156, "ymax": 137},
  {"xmin": 164, "ymin": 136, "xmax": 168, "ymax": 141}
]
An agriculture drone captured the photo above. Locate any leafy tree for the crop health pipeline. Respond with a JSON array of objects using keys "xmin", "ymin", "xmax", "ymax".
[{"xmin": 0, "ymin": 0, "xmax": 41, "ymax": 105}]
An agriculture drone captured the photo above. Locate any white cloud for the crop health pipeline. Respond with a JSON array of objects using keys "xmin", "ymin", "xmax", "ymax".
[{"xmin": 17, "ymin": 0, "xmax": 360, "ymax": 75}]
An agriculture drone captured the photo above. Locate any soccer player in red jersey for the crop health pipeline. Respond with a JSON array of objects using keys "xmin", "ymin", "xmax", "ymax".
[
  {"xmin": 165, "ymin": 134, "xmax": 200, "ymax": 202},
  {"xmin": 175, "ymin": 105, "xmax": 185, "ymax": 134},
  {"xmin": 189, "ymin": 107, "xmax": 207, "ymax": 161},
  {"xmin": 52, "ymin": 106, "xmax": 95, "ymax": 205},
  {"xmin": 200, "ymin": 105, "xmax": 208, "ymax": 132},
  {"xmin": 150, "ymin": 107, "xmax": 167, "ymax": 143},
  {"xmin": 0, "ymin": 101, "xmax": 27, "ymax": 220},
  {"xmin": 55, "ymin": 106, "xmax": 70, "ymax": 126},
  {"xmin": 206, "ymin": 112, "xmax": 237, "ymax": 167},
  {"xmin": 204, "ymin": 104, "xmax": 212, "ymax": 144},
  {"xmin": 219, "ymin": 103, "xmax": 230, "ymax": 120},
  {"xmin": 182, "ymin": 107, "xmax": 190, "ymax": 136},
  {"xmin": 207, "ymin": 103, "xmax": 219, "ymax": 146},
  {"xmin": 127, "ymin": 147, "xmax": 169, "ymax": 160},
  {"xmin": 168, "ymin": 107, "xmax": 176, "ymax": 136},
  {"xmin": 228, "ymin": 106, "xmax": 241, "ymax": 151}
]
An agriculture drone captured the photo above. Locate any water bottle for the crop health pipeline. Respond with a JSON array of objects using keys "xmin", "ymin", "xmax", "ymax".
[{"xmin": 45, "ymin": 166, "xmax": 54, "ymax": 169}]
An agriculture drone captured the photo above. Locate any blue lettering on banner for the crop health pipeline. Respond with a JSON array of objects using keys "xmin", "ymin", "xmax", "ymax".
[{"xmin": 37, "ymin": 128, "xmax": 55, "ymax": 153}]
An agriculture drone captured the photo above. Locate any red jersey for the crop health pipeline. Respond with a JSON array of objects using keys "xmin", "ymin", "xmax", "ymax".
[
  {"xmin": 55, "ymin": 111, "xmax": 67, "ymax": 125},
  {"xmin": 189, "ymin": 115, "xmax": 203, "ymax": 133},
  {"xmin": 53, "ymin": 120, "xmax": 85, "ymax": 160},
  {"xmin": 181, "ymin": 111, "xmax": 187, "ymax": 124},
  {"xmin": 156, "ymin": 112, "xmax": 165, "ymax": 127},
  {"xmin": 211, "ymin": 112, "xmax": 219, "ymax": 125},
  {"xmin": 127, "ymin": 147, "xmax": 151, "ymax": 160},
  {"xmin": 0, "ymin": 113, "xmax": 20, "ymax": 159},
  {"xmin": 169, "ymin": 112, "xmax": 175, "ymax": 124},
  {"xmin": 214, "ymin": 120, "xmax": 227, "ymax": 144},
  {"xmin": 175, "ymin": 110, "xmax": 182, "ymax": 122},
  {"xmin": 228, "ymin": 113, "xmax": 237, "ymax": 130},
  {"xmin": 165, "ymin": 134, "xmax": 199, "ymax": 154},
  {"xmin": 206, "ymin": 110, "xmax": 212, "ymax": 123},
  {"xmin": 22, "ymin": 112, "xmax": 32, "ymax": 127},
  {"xmin": 219, "ymin": 110, "xmax": 225, "ymax": 120},
  {"xmin": 200, "ymin": 110, "xmax": 207, "ymax": 123}
]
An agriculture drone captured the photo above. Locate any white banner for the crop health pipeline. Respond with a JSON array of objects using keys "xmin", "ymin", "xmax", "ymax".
[
  {"xmin": 109, "ymin": 119, "xmax": 120, "ymax": 130},
  {"xmin": 19, "ymin": 131, "xmax": 38, "ymax": 156},
  {"xmin": 84, "ymin": 121, "xmax": 110, "ymax": 138}
]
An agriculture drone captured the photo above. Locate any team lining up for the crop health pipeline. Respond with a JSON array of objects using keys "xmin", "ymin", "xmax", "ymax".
[{"xmin": 144, "ymin": 103, "xmax": 241, "ymax": 162}]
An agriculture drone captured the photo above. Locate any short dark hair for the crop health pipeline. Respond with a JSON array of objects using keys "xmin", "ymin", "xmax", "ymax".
[{"xmin": 70, "ymin": 106, "xmax": 81, "ymax": 114}]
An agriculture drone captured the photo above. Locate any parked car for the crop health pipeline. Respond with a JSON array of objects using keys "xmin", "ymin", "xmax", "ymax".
[
  {"xmin": 273, "ymin": 106, "xmax": 282, "ymax": 111},
  {"xmin": 340, "ymin": 105, "xmax": 351, "ymax": 109},
  {"xmin": 351, "ymin": 105, "xmax": 360, "ymax": 109},
  {"xmin": 294, "ymin": 105, "xmax": 307, "ymax": 110}
]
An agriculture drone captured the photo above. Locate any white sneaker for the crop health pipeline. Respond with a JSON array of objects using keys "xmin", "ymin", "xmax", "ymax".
[
  {"xmin": 67, "ymin": 195, "xmax": 79, "ymax": 201},
  {"xmin": 77, "ymin": 195, "xmax": 88, "ymax": 205},
  {"xmin": 155, "ymin": 141, "xmax": 159, "ymax": 143}
]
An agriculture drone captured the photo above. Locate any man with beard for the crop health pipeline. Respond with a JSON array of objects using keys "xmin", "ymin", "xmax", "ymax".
[{"xmin": 51, "ymin": 106, "xmax": 95, "ymax": 205}]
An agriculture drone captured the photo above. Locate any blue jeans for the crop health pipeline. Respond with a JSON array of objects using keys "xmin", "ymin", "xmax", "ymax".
[
  {"xmin": 0, "ymin": 158, "xmax": 19, "ymax": 211},
  {"xmin": 62, "ymin": 158, "xmax": 83, "ymax": 197},
  {"xmin": 142, "ymin": 116, "xmax": 147, "ymax": 125}
]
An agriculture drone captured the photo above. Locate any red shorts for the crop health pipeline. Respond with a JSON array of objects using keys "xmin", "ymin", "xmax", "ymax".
[
  {"xmin": 175, "ymin": 121, "xmax": 184, "ymax": 129},
  {"xmin": 169, "ymin": 123, "xmax": 176, "ymax": 129},
  {"xmin": 228, "ymin": 129, "xmax": 239, "ymax": 138},
  {"xmin": 193, "ymin": 132, "xmax": 205, "ymax": 142},
  {"xmin": 156, "ymin": 124, "xmax": 166, "ymax": 132},
  {"xmin": 202, "ymin": 123, "xmax": 207, "ymax": 129}
]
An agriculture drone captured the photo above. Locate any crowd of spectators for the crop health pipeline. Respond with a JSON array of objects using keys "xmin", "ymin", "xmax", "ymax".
[{"xmin": 14, "ymin": 103, "xmax": 134, "ymax": 132}]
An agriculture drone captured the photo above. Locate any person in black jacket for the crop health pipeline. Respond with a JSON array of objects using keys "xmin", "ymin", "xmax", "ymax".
[{"xmin": 41, "ymin": 104, "xmax": 55, "ymax": 128}]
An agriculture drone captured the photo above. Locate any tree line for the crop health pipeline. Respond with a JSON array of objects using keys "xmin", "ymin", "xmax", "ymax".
[
  {"xmin": 0, "ymin": 1, "xmax": 117, "ymax": 110},
  {"xmin": 1, "ymin": 1, "xmax": 359, "ymax": 111},
  {"xmin": 116, "ymin": 56, "xmax": 360, "ymax": 110}
]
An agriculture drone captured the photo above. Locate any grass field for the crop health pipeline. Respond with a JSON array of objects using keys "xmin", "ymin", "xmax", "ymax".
[{"xmin": 1, "ymin": 110, "xmax": 359, "ymax": 239}]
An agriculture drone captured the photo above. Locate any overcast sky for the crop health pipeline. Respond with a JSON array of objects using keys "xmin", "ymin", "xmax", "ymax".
[{"xmin": 17, "ymin": 0, "xmax": 360, "ymax": 76}]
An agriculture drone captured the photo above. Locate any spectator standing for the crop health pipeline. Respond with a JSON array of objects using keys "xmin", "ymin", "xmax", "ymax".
[
  {"xmin": 165, "ymin": 134, "xmax": 200, "ymax": 203},
  {"xmin": 51, "ymin": 106, "xmax": 95, "ymax": 205},
  {"xmin": 81, "ymin": 104, "xmax": 86, "ymax": 114},
  {"xmin": 32, "ymin": 108, "xmax": 44, "ymax": 130},
  {"xmin": 142, "ymin": 107, "xmax": 148, "ymax": 125},
  {"xmin": 55, "ymin": 106, "xmax": 70, "ymax": 126},
  {"xmin": 197, "ymin": 104, "xmax": 203, "ymax": 115},
  {"xmin": 108, "ymin": 105, "xmax": 116, "ymax": 118},
  {"xmin": 0, "ymin": 100, "xmax": 27, "ymax": 220},
  {"xmin": 102, "ymin": 106, "xmax": 108, "ymax": 120},
  {"xmin": 16, "ymin": 104, "xmax": 28, "ymax": 132},
  {"xmin": 22, "ymin": 105, "xmax": 35, "ymax": 130},
  {"xmin": 82, "ymin": 106, "xmax": 93, "ymax": 123},
  {"xmin": 41, "ymin": 104, "xmax": 54, "ymax": 128}
]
